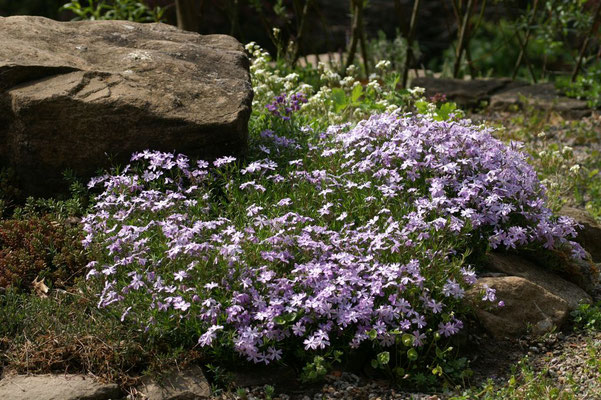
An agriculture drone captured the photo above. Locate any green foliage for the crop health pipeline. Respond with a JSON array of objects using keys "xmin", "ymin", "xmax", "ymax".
[
  {"xmin": 371, "ymin": 351, "xmax": 390, "ymax": 369},
  {"xmin": 451, "ymin": 357, "xmax": 576, "ymax": 399},
  {"xmin": 435, "ymin": 0, "xmax": 593, "ymax": 80},
  {"xmin": 205, "ymin": 363, "xmax": 234, "ymax": 389},
  {"xmin": 263, "ymin": 384, "xmax": 275, "ymax": 400},
  {"xmin": 300, "ymin": 355, "xmax": 329, "ymax": 382},
  {"xmin": 0, "ymin": 287, "xmax": 144, "ymax": 381},
  {"xmin": 60, "ymin": 0, "xmax": 166, "ymax": 22},
  {"xmin": 246, "ymin": 42, "xmax": 442, "ymax": 131},
  {"xmin": 571, "ymin": 301, "xmax": 601, "ymax": 331},
  {"xmin": 557, "ymin": 63, "xmax": 601, "ymax": 108}
]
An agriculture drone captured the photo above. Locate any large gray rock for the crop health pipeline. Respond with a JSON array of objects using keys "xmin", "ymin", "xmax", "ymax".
[
  {"xmin": 0, "ymin": 16, "xmax": 252, "ymax": 196},
  {"xmin": 0, "ymin": 374, "xmax": 121, "ymax": 400}
]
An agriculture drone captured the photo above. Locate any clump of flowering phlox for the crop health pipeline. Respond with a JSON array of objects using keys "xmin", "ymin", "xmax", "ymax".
[{"xmin": 82, "ymin": 114, "xmax": 582, "ymax": 366}]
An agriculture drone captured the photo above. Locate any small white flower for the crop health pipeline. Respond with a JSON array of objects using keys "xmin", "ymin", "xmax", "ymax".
[
  {"xmin": 340, "ymin": 76, "xmax": 355, "ymax": 87},
  {"xmin": 346, "ymin": 64, "xmax": 358, "ymax": 77},
  {"xmin": 375, "ymin": 60, "xmax": 391, "ymax": 70},
  {"xmin": 408, "ymin": 86, "xmax": 425, "ymax": 96}
]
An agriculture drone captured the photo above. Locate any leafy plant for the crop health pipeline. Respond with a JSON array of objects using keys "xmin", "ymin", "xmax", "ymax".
[
  {"xmin": 557, "ymin": 62, "xmax": 601, "ymax": 108},
  {"xmin": 300, "ymin": 355, "xmax": 329, "ymax": 382},
  {"xmin": 571, "ymin": 301, "xmax": 601, "ymax": 331},
  {"xmin": 60, "ymin": 0, "xmax": 166, "ymax": 22}
]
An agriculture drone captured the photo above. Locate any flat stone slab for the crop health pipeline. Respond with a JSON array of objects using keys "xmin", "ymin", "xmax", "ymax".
[
  {"xmin": 411, "ymin": 77, "xmax": 593, "ymax": 118},
  {"xmin": 489, "ymin": 83, "xmax": 590, "ymax": 118},
  {"xmin": 0, "ymin": 16, "xmax": 252, "ymax": 196},
  {"xmin": 137, "ymin": 365, "xmax": 210, "ymax": 400},
  {"xmin": 0, "ymin": 374, "xmax": 121, "ymax": 400},
  {"xmin": 411, "ymin": 76, "xmax": 527, "ymax": 107}
]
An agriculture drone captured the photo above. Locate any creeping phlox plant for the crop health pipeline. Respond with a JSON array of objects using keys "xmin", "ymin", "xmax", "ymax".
[{"xmin": 82, "ymin": 113, "xmax": 583, "ymax": 375}]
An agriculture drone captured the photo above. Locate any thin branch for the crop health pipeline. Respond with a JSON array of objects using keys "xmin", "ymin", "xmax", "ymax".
[
  {"xmin": 572, "ymin": 0, "xmax": 601, "ymax": 81},
  {"xmin": 511, "ymin": 0, "xmax": 539, "ymax": 81},
  {"xmin": 292, "ymin": 0, "xmax": 315, "ymax": 67}
]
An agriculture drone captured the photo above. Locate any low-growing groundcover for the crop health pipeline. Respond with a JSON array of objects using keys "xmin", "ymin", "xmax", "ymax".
[{"xmin": 81, "ymin": 111, "xmax": 584, "ymax": 387}]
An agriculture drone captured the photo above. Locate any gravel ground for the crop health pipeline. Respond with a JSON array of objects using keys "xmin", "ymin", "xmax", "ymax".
[{"xmin": 207, "ymin": 328, "xmax": 601, "ymax": 400}]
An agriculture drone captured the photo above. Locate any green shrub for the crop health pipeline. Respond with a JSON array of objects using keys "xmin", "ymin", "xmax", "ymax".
[
  {"xmin": 60, "ymin": 0, "xmax": 166, "ymax": 22},
  {"xmin": 571, "ymin": 302, "xmax": 601, "ymax": 331}
]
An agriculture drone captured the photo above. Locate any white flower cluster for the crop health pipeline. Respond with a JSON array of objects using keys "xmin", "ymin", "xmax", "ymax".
[{"xmin": 246, "ymin": 43, "xmax": 428, "ymax": 125}]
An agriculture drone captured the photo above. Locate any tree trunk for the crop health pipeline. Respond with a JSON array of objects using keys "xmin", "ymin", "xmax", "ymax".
[
  {"xmin": 402, "ymin": 0, "xmax": 421, "ymax": 88},
  {"xmin": 345, "ymin": 0, "xmax": 361, "ymax": 73},
  {"xmin": 453, "ymin": 0, "xmax": 475, "ymax": 78},
  {"xmin": 358, "ymin": 1, "xmax": 370, "ymax": 77}
]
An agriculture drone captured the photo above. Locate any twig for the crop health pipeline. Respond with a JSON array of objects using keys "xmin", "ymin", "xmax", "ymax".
[
  {"xmin": 572, "ymin": 0, "xmax": 601, "ymax": 81},
  {"xmin": 512, "ymin": 0, "xmax": 539, "ymax": 81},
  {"xmin": 292, "ymin": 0, "xmax": 315, "ymax": 67}
]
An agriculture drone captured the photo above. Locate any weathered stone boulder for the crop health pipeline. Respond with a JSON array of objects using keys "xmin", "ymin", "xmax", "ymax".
[
  {"xmin": 0, "ymin": 374, "xmax": 121, "ymax": 400},
  {"xmin": 410, "ymin": 77, "xmax": 526, "ymax": 107},
  {"xmin": 470, "ymin": 252, "xmax": 594, "ymax": 338},
  {"xmin": 489, "ymin": 83, "xmax": 591, "ymax": 119},
  {"xmin": 518, "ymin": 247, "xmax": 601, "ymax": 295},
  {"xmin": 485, "ymin": 252, "xmax": 591, "ymax": 310},
  {"xmin": 137, "ymin": 365, "xmax": 210, "ymax": 400},
  {"xmin": 0, "ymin": 16, "xmax": 252, "ymax": 196},
  {"xmin": 468, "ymin": 276, "xmax": 570, "ymax": 338}
]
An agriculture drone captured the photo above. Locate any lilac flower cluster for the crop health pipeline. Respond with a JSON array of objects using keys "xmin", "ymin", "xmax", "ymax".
[
  {"xmin": 82, "ymin": 113, "xmax": 582, "ymax": 365},
  {"xmin": 265, "ymin": 92, "xmax": 307, "ymax": 121},
  {"xmin": 328, "ymin": 114, "xmax": 584, "ymax": 257}
]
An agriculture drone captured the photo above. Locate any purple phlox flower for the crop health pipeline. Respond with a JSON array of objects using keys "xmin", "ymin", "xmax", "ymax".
[
  {"xmin": 198, "ymin": 325, "xmax": 224, "ymax": 347},
  {"xmin": 438, "ymin": 320, "xmax": 462, "ymax": 337},
  {"xmin": 442, "ymin": 279, "xmax": 464, "ymax": 299},
  {"xmin": 174, "ymin": 270, "xmax": 188, "ymax": 282},
  {"xmin": 213, "ymin": 156, "xmax": 236, "ymax": 167},
  {"xmin": 304, "ymin": 329, "xmax": 330, "ymax": 350},
  {"xmin": 481, "ymin": 285, "xmax": 496, "ymax": 302}
]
